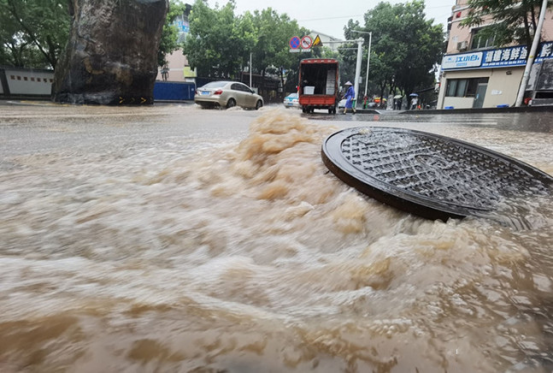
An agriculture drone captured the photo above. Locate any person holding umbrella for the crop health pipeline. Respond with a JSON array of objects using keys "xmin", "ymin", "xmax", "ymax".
[
  {"xmin": 410, "ymin": 93, "xmax": 418, "ymax": 110},
  {"xmin": 343, "ymin": 81, "xmax": 356, "ymax": 114},
  {"xmin": 393, "ymin": 94, "xmax": 402, "ymax": 110}
]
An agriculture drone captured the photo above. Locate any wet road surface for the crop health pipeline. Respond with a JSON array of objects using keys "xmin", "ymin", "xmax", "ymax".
[{"xmin": 0, "ymin": 103, "xmax": 552, "ymax": 372}]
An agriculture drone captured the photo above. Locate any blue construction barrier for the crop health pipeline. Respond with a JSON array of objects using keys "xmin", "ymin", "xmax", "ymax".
[{"xmin": 153, "ymin": 81, "xmax": 196, "ymax": 101}]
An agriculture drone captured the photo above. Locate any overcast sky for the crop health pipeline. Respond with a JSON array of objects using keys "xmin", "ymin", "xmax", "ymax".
[{"xmin": 207, "ymin": 0, "xmax": 456, "ymax": 39}]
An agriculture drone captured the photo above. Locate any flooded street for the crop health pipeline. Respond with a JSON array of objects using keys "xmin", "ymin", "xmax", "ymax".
[{"xmin": 0, "ymin": 103, "xmax": 552, "ymax": 372}]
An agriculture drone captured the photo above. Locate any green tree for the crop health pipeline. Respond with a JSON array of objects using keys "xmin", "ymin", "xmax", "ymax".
[
  {"xmin": 461, "ymin": 0, "xmax": 553, "ymax": 50},
  {"xmin": 183, "ymin": 0, "xmax": 255, "ymax": 78},
  {"xmin": 349, "ymin": 1, "xmax": 443, "ymax": 105},
  {"xmin": 0, "ymin": 0, "xmax": 70, "ymax": 69},
  {"xmin": 183, "ymin": 1, "xmax": 309, "ymax": 99},
  {"xmin": 158, "ymin": 0, "xmax": 190, "ymax": 67},
  {"xmin": 0, "ymin": 0, "xmax": 183, "ymax": 70},
  {"xmin": 250, "ymin": 8, "xmax": 308, "ymax": 96}
]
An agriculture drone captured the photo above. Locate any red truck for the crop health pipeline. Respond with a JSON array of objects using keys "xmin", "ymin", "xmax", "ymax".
[{"xmin": 298, "ymin": 58, "xmax": 339, "ymax": 114}]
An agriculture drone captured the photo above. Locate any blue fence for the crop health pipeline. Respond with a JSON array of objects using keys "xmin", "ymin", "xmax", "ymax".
[{"xmin": 153, "ymin": 81, "xmax": 196, "ymax": 101}]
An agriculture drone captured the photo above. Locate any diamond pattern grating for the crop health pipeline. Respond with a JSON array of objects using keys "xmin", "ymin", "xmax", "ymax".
[{"xmin": 322, "ymin": 127, "xmax": 553, "ymax": 221}]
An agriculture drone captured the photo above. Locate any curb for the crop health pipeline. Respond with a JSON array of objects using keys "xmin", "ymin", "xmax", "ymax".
[{"xmin": 398, "ymin": 105, "xmax": 552, "ymax": 115}]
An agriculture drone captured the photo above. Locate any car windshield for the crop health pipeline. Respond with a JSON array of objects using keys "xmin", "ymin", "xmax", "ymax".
[{"xmin": 202, "ymin": 82, "xmax": 228, "ymax": 88}]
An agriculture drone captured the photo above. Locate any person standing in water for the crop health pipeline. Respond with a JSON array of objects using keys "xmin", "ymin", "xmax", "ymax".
[{"xmin": 343, "ymin": 81, "xmax": 356, "ymax": 114}]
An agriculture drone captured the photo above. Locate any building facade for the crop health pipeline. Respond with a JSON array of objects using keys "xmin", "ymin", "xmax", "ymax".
[
  {"xmin": 309, "ymin": 31, "xmax": 343, "ymax": 52},
  {"xmin": 437, "ymin": 0, "xmax": 553, "ymax": 109}
]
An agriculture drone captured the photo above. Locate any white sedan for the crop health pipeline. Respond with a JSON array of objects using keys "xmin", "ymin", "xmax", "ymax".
[
  {"xmin": 195, "ymin": 81, "xmax": 264, "ymax": 109},
  {"xmin": 283, "ymin": 93, "xmax": 300, "ymax": 108}
]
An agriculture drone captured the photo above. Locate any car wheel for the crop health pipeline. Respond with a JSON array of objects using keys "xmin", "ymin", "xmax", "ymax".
[
  {"xmin": 227, "ymin": 98, "xmax": 236, "ymax": 109},
  {"xmin": 256, "ymin": 100, "xmax": 263, "ymax": 110}
]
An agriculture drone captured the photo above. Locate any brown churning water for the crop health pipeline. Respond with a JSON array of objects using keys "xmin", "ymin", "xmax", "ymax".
[{"xmin": 0, "ymin": 107, "xmax": 552, "ymax": 373}]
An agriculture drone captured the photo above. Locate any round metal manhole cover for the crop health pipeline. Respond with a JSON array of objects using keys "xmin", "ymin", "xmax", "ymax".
[{"xmin": 321, "ymin": 127, "xmax": 553, "ymax": 221}]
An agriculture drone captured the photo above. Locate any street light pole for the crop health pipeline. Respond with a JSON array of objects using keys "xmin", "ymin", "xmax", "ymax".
[
  {"xmin": 515, "ymin": 0, "xmax": 548, "ymax": 106},
  {"xmin": 354, "ymin": 38, "xmax": 364, "ymax": 109},
  {"xmin": 352, "ymin": 30, "xmax": 372, "ymax": 99}
]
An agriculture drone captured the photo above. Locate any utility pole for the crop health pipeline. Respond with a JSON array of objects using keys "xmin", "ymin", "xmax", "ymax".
[
  {"xmin": 354, "ymin": 38, "xmax": 364, "ymax": 109},
  {"xmin": 325, "ymin": 38, "xmax": 366, "ymax": 107},
  {"xmin": 352, "ymin": 30, "xmax": 372, "ymax": 99},
  {"xmin": 515, "ymin": 0, "xmax": 548, "ymax": 106},
  {"xmin": 249, "ymin": 52, "xmax": 253, "ymax": 88}
]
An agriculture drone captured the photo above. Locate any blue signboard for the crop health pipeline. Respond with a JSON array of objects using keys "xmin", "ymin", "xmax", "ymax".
[
  {"xmin": 536, "ymin": 41, "xmax": 554, "ymax": 62},
  {"xmin": 173, "ymin": 19, "xmax": 189, "ymax": 33},
  {"xmin": 442, "ymin": 42, "xmax": 553, "ymax": 70},
  {"xmin": 482, "ymin": 45, "xmax": 527, "ymax": 68}
]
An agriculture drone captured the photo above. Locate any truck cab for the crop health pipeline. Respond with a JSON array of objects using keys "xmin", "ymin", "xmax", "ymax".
[{"xmin": 298, "ymin": 58, "xmax": 339, "ymax": 114}]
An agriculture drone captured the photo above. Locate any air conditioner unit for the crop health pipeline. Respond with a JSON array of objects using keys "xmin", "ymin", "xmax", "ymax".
[{"xmin": 457, "ymin": 41, "xmax": 468, "ymax": 51}]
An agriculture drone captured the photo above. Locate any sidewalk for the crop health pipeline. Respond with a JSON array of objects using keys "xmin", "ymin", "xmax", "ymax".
[{"xmin": 399, "ymin": 105, "xmax": 552, "ymax": 115}]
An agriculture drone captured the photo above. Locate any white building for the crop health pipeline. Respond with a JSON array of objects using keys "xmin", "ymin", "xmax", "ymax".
[{"xmin": 309, "ymin": 31, "xmax": 343, "ymax": 52}]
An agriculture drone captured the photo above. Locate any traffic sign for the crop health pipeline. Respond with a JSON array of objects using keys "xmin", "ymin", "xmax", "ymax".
[
  {"xmin": 289, "ymin": 36, "xmax": 300, "ymax": 49},
  {"xmin": 301, "ymin": 35, "xmax": 313, "ymax": 49},
  {"xmin": 313, "ymin": 35, "xmax": 322, "ymax": 47}
]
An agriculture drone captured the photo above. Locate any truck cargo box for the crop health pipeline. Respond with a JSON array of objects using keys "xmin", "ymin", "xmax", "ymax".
[{"xmin": 298, "ymin": 59, "xmax": 339, "ymax": 114}]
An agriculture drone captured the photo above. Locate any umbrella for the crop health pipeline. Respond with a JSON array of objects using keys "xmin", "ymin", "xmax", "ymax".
[
  {"xmin": 409, "ymin": 93, "xmax": 418, "ymax": 97},
  {"xmin": 393, "ymin": 95, "xmax": 402, "ymax": 99}
]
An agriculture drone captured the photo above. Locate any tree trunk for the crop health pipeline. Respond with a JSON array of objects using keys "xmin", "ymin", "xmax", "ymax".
[
  {"xmin": 379, "ymin": 82, "xmax": 386, "ymax": 108},
  {"xmin": 279, "ymin": 67, "xmax": 285, "ymax": 100},
  {"xmin": 261, "ymin": 67, "xmax": 266, "ymax": 102},
  {"xmin": 523, "ymin": 15, "xmax": 533, "ymax": 51},
  {"xmin": 52, "ymin": 0, "xmax": 168, "ymax": 105},
  {"xmin": 530, "ymin": 5, "xmax": 537, "ymax": 36}
]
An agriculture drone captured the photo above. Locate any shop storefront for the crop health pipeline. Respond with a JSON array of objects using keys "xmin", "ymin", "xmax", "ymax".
[{"xmin": 437, "ymin": 41, "xmax": 553, "ymax": 109}]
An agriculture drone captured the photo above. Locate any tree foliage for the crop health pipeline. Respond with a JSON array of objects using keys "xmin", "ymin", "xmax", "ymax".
[
  {"xmin": 183, "ymin": 0, "xmax": 309, "ymax": 90},
  {"xmin": 461, "ymin": 0, "xmax": 553, "ymax": 50},
  {"xmin": 344, "ymin": 1, "xmax": 443, "ymax": 103},
  {"xmin": 0, "ymin": 0, "xmax": 186, "ymax": 69},
  {"xmin": 0, "ymin": 0, "xmax": 70, "ymax": 69},
  {"xmin": 183, "ymin": 0, "xmax": 253, "ymax": 78},
  {"xmin": 158, "ymin": 1, "xmax": 190, "ymax": 67},
  {"xmin": 250, "ymin": 8, "xmax": 310, "ymax": 92}
]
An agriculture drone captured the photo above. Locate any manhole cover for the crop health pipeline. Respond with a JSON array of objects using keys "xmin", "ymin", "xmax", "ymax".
[{"xmin": 321, "ymin": 127, "xmax": 553, "ymax": 221}]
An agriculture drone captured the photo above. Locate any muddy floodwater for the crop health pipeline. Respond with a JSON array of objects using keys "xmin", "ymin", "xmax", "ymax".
[{"xmin": 0, "ymin": 104, "xmax": 552, "ymax": 373}]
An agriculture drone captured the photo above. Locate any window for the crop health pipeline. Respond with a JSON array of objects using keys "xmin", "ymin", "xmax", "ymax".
[
  {"xmin": 237, "ymin": 84, "xmax": 252, "ymax": 93},
  {"xmin": 203, "ymin": 81, "xmax": 227, "ymax": 88},
  {"xmin": 471, "ymin": 28, "xmax": 495, "ymax": 50},
  {"xmin": 446, "ymin": 78, "xmax": 489, "ymax": 97},
  {"xmin": 456, "ymin": 79, "xmax": 467, "ymax": 96},
  {"xmin": 446, "ymin": 80, "xmax": 458, "ymax": 97},
  {"xmin": 232, "ymin": 83, "xmax": 251, "ymax": 93}
]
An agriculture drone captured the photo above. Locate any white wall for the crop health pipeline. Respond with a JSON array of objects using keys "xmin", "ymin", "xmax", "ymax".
[
  {"xmin": 482, "ymin": 67, "xmax": 524, "ymax": 107},
  {"xmin": 438, "ymin": 67, "xmax": 524, "ymax": 109},
  {"xmin": 5, "ymin": 68, "xmax": 54, "ymax": 95},
  {"xmin": 442, "ymin": 97, "xmax": 475, "ymax": 109}
]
